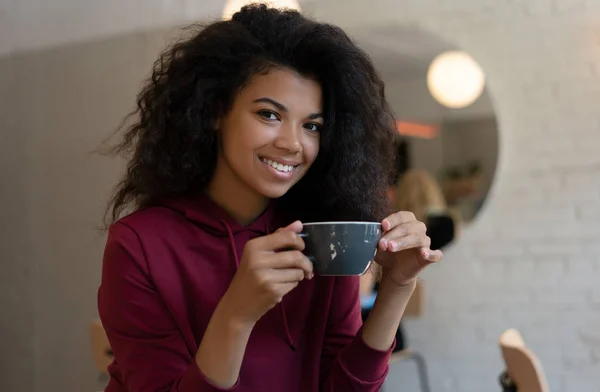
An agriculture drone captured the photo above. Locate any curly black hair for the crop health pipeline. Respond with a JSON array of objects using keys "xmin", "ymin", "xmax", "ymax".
[{"xmin": 105, "ymin": 3, "xmax": 397, "ymax": 226}]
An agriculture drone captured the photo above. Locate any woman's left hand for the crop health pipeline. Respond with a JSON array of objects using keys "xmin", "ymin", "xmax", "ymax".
[{"xmin": 374, "ymin": 211, "xmax": 444, "ymax": 286}]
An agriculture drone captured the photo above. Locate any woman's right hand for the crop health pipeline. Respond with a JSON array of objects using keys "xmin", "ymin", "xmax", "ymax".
[
  {"xmin": 218, "ymin": 220, "xmax": 314, "ymax": 326},
  {"xmin": 196, "ymin": 221, "xmax": 313, "ymax": 387}
]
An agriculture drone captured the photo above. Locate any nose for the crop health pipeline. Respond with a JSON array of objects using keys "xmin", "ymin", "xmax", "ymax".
[{"xmin": 273, "ymin": 123, "xmax": 302, "ymax": 154}]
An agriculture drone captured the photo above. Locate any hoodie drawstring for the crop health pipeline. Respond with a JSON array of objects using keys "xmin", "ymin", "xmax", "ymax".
[
  {"xmin": 221, "ymin": 218, "xmax": 241, "ymax": 269},
  {"xmin": 266, "ymin": 226, "xmax": 297, "ymax": 351},
  {"xmin": 220, "ymin": 219, "xmax": 296, "ymax": 351},
  {"xmin": 265, "ymin": 227, "xmax": 296, "ymax": 351},
  {"xmin": 280, "ymin": 301, "xmax": 296, "ymax": 351}
]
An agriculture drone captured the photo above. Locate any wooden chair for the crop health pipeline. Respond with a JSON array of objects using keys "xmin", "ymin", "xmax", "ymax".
[
  {"xmin": 383, "ymin": 280, "xmax": 431, "ymax": 392},
  {"xmin": 498, "ymin": 329, "xmax": 549, "ymax": 392},
  {"xmin": 89, "ymin": 319, "xmax": 113, "ymax": 374}
]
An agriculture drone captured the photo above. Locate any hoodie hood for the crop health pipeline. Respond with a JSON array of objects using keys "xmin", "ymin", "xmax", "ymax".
[
  {"xmin": 156, "ymin": 193, "xmax": 297, "ymax": 351},
  {"xmin": 162, "ymin": 193, "xmax": 278, "ymax": 237}
]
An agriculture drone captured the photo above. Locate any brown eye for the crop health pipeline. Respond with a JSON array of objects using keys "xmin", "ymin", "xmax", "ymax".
[
  {"xmin": 257, "ymin": 110, "xmax": 280, "ymax": 121},
  {"xmin": 304, "ymin": 123, "xmax": 322, "ymax": 133}
]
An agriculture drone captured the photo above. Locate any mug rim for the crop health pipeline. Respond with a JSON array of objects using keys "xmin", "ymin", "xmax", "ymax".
[{"xmin": 302, "ymin": 221, "xmax": 381, "ymax": 226}]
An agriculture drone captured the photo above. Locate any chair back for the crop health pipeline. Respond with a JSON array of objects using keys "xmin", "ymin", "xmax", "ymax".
[
  {"xmin": 90, "ymin": 319, "xmax": 113, "ymax": 373},
  {"xmin": 499, "ymin": 329, "xmax": 549, "ymax": 392}
]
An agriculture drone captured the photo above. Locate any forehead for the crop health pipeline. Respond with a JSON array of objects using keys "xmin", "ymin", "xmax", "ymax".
[{"xmin": 239, "ymin": 68, "xmax": 323, "ymax": 111}]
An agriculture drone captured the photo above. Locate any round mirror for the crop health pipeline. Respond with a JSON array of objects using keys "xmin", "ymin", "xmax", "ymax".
[{"xmin": 354, "ymin": 26, "xmax": 499, "ymax": 249}]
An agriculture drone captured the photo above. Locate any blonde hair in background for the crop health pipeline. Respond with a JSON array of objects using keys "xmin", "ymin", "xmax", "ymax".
[
  {"xmin": 365, "ymin": 169, "xmax": 451, "ymax": 285},
  {"xmin": 394, "ymin": 169, "xmax": 447, "ymax": 222}
]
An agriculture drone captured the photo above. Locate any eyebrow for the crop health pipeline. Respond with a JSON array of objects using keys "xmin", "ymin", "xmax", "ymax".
[{"xmin": 253, "ymin": 97, "xmax": 324, "ymax": 120}]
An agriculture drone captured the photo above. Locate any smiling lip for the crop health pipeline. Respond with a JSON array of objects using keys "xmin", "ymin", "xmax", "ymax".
[
  {"xmin": 259, "ymin": 156, "xmax": 300, "ymax": 180},
  {"xmin": 259, "ymin": 155, "xmax": 302, "ymax": 166}
]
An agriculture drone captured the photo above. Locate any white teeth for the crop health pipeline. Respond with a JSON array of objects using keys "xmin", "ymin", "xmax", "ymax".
[{"xmin": 261, "ymin": 158, "xmax": 296, "ymax": 173}]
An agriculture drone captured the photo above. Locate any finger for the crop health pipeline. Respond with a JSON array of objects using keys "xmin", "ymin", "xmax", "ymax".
[
  {"xmin": 261, "ymin": 227, "xmax": 306, "ymax": 252},
  {"xmin": 381, "ymin": 211, "xmax": 416, "ymax": 232},
  {"xmin": 275, "ymin": 282, "xmax": 300, "ymax": 298},
  {"xmin": 267, "ymin": 250, "xmax": 313, "ymax": 278},
  {"xmin": 383, "ymin": 232, "xmax": 431, "ymax": 252},
  {"xmin": 378, "ymin": 221, "xmax": 427, "ymax": 250},
  {"xmin": 420, "ymin": 248, "xmax": 443, "ymax": 262},
  {"xmin": 276, "ymin": 220, "xmax": 303, "ymax": 234},
  {"xmin": 267, "ymin": 268, "xmax": 306, "ymax": 283}
]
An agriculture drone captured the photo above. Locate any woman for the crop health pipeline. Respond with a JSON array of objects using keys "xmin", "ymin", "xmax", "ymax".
[{"xmin": 98, "ymin": 4, "xmax": 443, "ymax": 392}]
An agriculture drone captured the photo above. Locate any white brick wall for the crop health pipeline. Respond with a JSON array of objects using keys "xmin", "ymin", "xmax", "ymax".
[{"xmin": 312, "ymin": 1, "xmax": 600, "ymax": 391}]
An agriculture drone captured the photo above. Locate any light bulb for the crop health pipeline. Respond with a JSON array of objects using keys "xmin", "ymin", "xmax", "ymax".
[{"xmin": 427, "ymin": 51, "xmax": 485, "ymax": 109}]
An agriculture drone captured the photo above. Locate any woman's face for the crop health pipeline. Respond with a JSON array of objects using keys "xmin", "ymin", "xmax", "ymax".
[{"xmin": 214, "ymin": 67, "xmax": 323, "ymax": 201}]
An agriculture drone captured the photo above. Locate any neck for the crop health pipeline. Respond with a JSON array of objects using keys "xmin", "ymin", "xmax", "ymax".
[{"xmin": 206, "ymin": 156, "xmax": 270, "ymax": 226}]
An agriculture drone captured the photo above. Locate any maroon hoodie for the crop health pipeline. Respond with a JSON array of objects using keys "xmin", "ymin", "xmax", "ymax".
[{"xmin": 98, "ymin": 194, "xmax": 393, "ymax": 392}]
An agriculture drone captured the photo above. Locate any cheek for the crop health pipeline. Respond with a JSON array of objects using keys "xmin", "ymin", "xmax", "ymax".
[
  {"xmin": 221, "ymin": 132, "xmax": 241, "ymax": 159},
  {"xmin": 304, "ymin": 137, "xmax": 320, "ymax": 165},
  {"xmin": 222, "ymin": 120, "xmax": 260, "ymax": 158}
]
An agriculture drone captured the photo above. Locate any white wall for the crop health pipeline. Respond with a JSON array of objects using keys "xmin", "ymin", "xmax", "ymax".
[
  {"xmin": 0, "ymin": 1, "xmax": 317, "ymax": 56},
  {"xmin": 0, "ymin": 30, "xmax": 174, "ymax": 392},
  {"xmin": 1, "ymin": 1, "xmax": 599, "ymax": 391},
  {"xmin": 0, "ymin": 49, "xmax": 35, "ymax": 392},
  {"xmin": 0, "ymin": 0, "xmax": 222, "ymax": 56}
]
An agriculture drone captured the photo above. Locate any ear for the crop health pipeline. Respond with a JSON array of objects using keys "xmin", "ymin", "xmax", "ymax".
[{"xmin": 214, "ymin": 117, "xmax": 221, "ymax": 131}]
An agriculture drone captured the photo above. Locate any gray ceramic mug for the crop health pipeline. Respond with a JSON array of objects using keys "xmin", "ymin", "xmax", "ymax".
[{"xmin": 299, "ymin": 222, "xmax": 382, "ymax": 276}]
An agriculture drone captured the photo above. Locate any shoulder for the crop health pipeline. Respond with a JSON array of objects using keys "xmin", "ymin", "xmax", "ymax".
[
  {"xmin": 109, "ymin": 206, "xmax": 190, "ymax": 243},
  {"xmin": 426, "ymin": 214, "xmax": 455, "ymax": 233},
  {"xmin": 103, "ymin": 207, "xmax": 194, "ymax": 279},
  {"xmin": 116, "ymin": 206, "xmax": 185, "ymax": 232},
  {"xmin": 104, "ymin": 206, "xmax": 192, "ymax": 264},
  {"xmin": 426, "ymin": 214, "xmax": 455, "ymax": 249}
]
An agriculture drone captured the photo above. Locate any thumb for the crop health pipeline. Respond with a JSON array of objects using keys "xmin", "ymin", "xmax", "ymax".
[{"xmin": 276, "ymin": 220, "xmax": 303, "ymax": 233}]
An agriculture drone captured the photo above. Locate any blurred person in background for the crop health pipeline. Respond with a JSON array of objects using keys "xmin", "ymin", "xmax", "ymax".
[{"xmin": 394, "ymin": 169, "xmax": 461, "ymax": 250}]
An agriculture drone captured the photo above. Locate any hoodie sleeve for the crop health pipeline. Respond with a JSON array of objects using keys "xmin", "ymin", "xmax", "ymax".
[
  {"xmin": 98, "ymin": 222, "xmax": 238, "ymax": 392},
  {"xmin": 320, "ymin": 276, "xmax": 394, "ymax": 391}
]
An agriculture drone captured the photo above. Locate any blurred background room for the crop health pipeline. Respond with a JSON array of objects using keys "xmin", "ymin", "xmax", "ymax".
[{"xmin": 1, "ymin": 1, "xmax": 599, "ymax": 391}]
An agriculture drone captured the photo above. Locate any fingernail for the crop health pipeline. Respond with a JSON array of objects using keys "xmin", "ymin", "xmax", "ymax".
[
  {"xmin": 422, "ymin": 249, "xmax": 430, "ymax": 258},
  {"xmin": 382, "ymin": 220, "xmax": 389, "ymax": 230},
  {"xmin": 379, "ymin": 240, "xmax": 387, "ymax": 251},
  {"xmin": 389, "ymin": 241, "xmax": 397, "ymax": 251}
]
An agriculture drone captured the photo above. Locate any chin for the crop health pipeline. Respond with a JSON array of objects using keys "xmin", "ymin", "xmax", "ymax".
[
  {"xmin": 256, "ymin": 183, "xmax": 294, "ymax": 200},
  {"xmin": 261, "ymin": 187, "xmax": 292, "ymax": 200}
]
